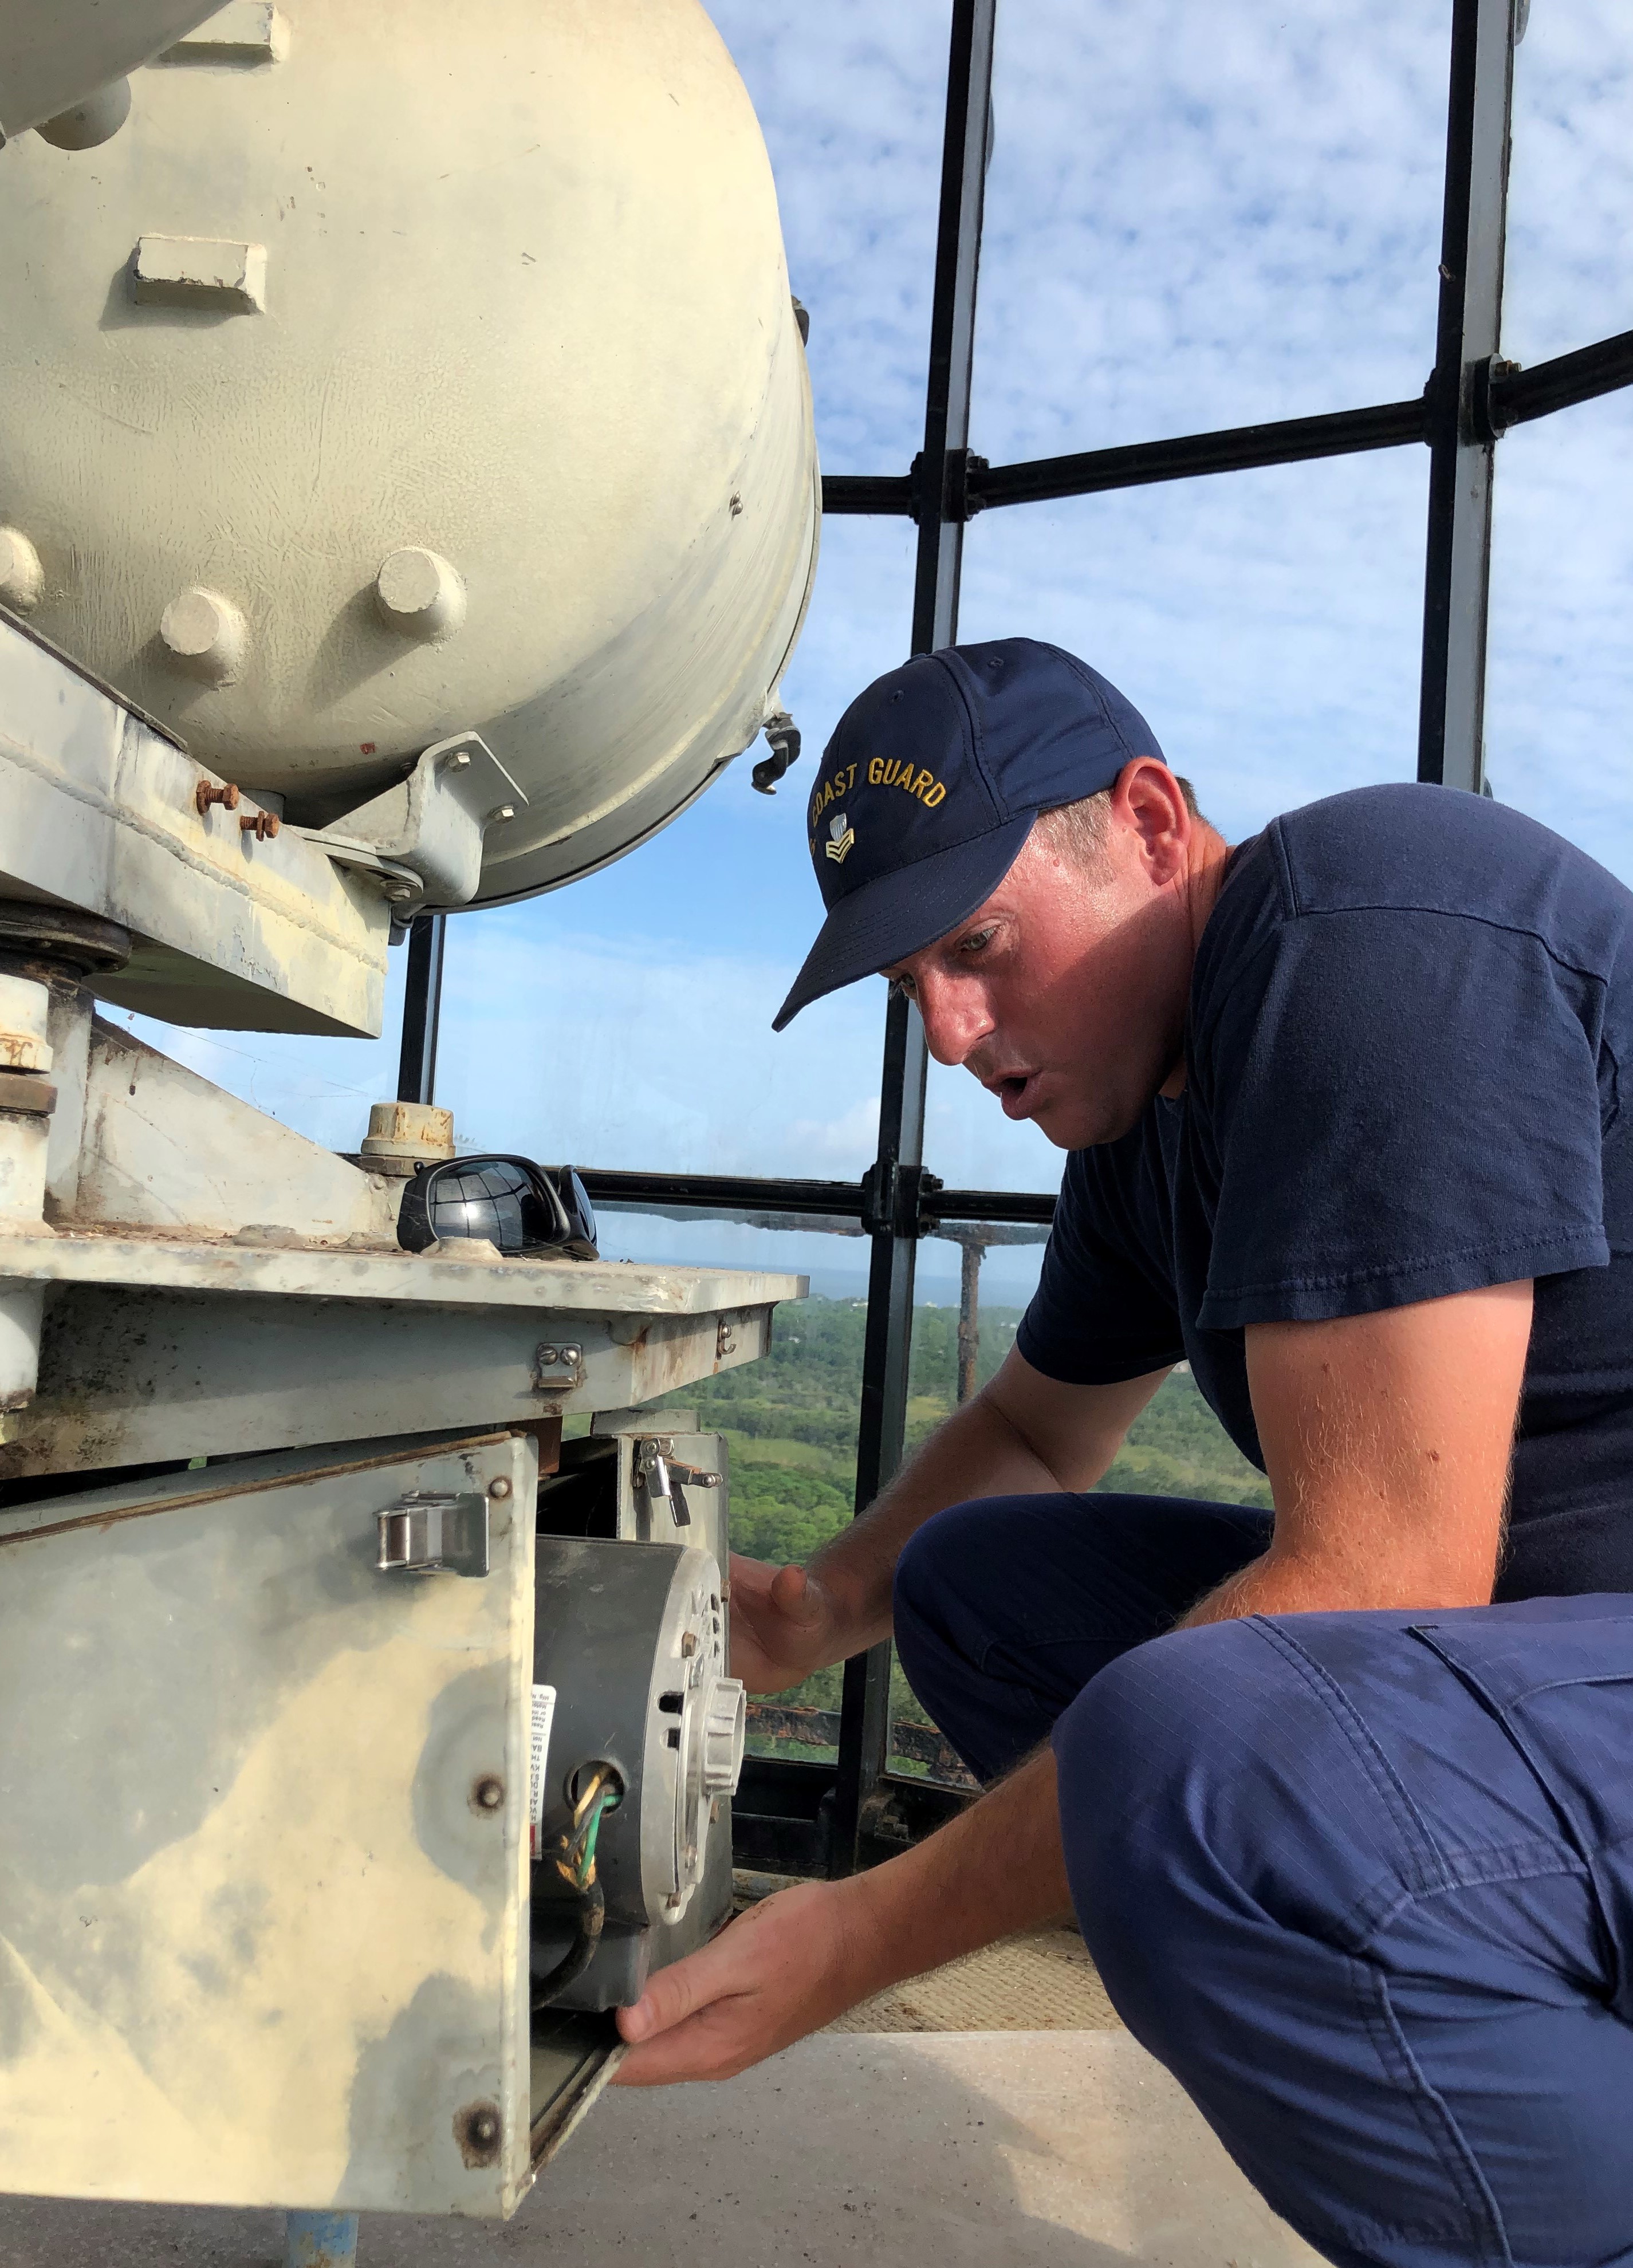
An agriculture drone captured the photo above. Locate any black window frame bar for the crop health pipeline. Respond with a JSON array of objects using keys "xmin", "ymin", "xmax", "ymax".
[{"xmin": 397, "ymin": 0, "xmax": 1633, "ymax": 1877}]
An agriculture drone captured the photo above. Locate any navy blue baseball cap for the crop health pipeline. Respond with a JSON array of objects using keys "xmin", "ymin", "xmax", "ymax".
[{"xmin": 772, "ymin": 637, "xmax": 1167, "ymax": 1030}]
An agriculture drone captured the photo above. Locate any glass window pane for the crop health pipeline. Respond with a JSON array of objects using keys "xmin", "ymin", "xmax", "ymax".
[
  {"xmin": 120, "ymin": 950, "xmax": 410, "ymax": 1158},
  {"xmin": 973, "ymin": 2, "xmax": 1451, "ymax": 462},
  {"xmin": 711, "ymin": 0, "xmax": 949, "ymax": 472},
  {"xmin": 932, "ymin": 447, "xmax": 1430, "ymax": 1190},
  {"xmin": 1488, "ymin": 393, "xmax": 1633, "ymax": 883},
  {"xmin": 1504, "ymin": 5, "xmax": 1633, "ymax": 365}
]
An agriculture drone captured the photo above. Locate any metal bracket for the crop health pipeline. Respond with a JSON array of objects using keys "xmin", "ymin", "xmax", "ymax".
[
  {"xmin": 907, "ymin": 447, "xmax": 989, "ymax": 526},
  {"xmin": 533, "ymin": 1342, "xmax": 585, "ymax": 1392},
  {"xmin": 860, "ymin": 1161, "xmax": 943, "ymax": 1240},
  {"xmin": 1466, "ymin": 354, "xmax": 1522, "ymax": 446},
  {"xmin": 303, "ymin": 731, "xmax": 527, "ymax": 914},
  {"xmin": 375, "ymin": 1490, "xmax": 490, "ymax": 1576}
]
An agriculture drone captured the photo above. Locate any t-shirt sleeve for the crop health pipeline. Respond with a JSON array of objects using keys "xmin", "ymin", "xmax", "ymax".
[
  {"xmin": 1191, "ymin": 906, "xmax": 1611, "ymax": 1332},
  {"xmin": 1017, "ymin": 1142, "xmax": 1188, "ymax": 1383}
]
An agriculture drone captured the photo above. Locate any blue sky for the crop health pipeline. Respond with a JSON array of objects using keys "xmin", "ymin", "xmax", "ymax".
[{"xmin": 135, "ymin": 0, "xmax": 1632, "ymax": 1302}]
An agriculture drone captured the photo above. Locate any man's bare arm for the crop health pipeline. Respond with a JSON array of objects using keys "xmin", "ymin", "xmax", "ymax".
[
  {"xmin": 623, "ymin": 1279, "xmax": 1537, "ymax": 2089},
  {"xmin": 615, "ymin": 1746, "xmax": 1069, "ymax": 2085},
  {"xmin": 729, "ymin": 1350, "xmax": 1170, "ymax": 1691},
  {"xmin": 1184, "ymin": 1279, "xmax": 1533, "ymax": 1627}
]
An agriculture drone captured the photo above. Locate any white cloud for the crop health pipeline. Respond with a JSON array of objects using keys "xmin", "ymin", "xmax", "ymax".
[{"xmin": 784, "ymin": 1094, "xmax": 884, "ymax": 1172}]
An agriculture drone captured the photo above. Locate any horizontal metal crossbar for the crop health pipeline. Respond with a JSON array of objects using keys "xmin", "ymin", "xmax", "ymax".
[
  {"xmin": 821, "ymin": 397, "xmax": 1428, "ymax": 518},
  {"xmin": 820, "ymin": 326, "xmax": 1633, "ymax": 523},
  {"xmin": 1494, "ymin": 326, "xmax": 1633, "ymax": 427},
  {"xmin": 969, "ymin": 396, "xmax": 1429, "ymax": 509},
  {"xmin": 577, "ymin": 1167, "xmax": 1055, "ymax": 1231}
]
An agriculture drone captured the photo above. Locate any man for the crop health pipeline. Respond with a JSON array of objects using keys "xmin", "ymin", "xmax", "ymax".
[{"xmin": 613, "ymin": 638, "xmax": 1633, "ymax": 2268}]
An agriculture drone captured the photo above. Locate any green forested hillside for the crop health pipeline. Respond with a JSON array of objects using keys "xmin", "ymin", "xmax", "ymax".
[{"xmin": 646, "ymin": 1294, "xmax": 1270, "ymax": 1728}]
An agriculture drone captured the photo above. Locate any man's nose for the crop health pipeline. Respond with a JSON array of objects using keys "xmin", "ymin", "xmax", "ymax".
[{"xmin": 916, "ymin": 975, "xmax": 993, "ymax": 1068}]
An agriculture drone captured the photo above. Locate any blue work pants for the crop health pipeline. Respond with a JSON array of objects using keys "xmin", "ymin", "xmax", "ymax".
[{"xmin": 892, "ymin": 1493, "xmax": 1633, "ymax": 2268}]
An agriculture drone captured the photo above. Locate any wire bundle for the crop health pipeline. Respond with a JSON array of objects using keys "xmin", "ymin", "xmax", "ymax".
[{"xmin": 532, "ymin": 1762, "xmax": 621, "ymax": 2010}]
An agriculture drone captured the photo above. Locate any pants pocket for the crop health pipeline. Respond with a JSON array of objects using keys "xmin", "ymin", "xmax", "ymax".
[{"xmin": 1412, "ymin": 1607, "xmax": 1633, "ymax": 2020}]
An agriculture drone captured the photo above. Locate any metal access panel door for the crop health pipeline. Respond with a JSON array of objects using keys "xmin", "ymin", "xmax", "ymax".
[{"xmin": 0, "ymin": 1430, "xmax": 537, "ymax": 2216}]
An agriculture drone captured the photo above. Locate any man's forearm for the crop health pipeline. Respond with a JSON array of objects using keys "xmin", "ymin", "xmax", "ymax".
[
  {"xmin": 1182, "ymin": 1532, "xmax": 1498, "ymax": 1628},
  {"xmin": 807, "ymin": 1391, "xmax": 1063, "ymax": 1649},
  {"xmin": 837, "ymin": 1746, "xmax": 1072, "ymax": 1996},
  {"xmin": 613, "ymin": 1746, "xmax": 1072, "ymax": 2084}
]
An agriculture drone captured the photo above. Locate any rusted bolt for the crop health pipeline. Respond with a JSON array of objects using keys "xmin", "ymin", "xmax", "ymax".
[
  {"xmin": 487, "ymin": 1476, "xmax": 511, "ymax": 1501},
  {"xmin": 239, "ymin": 810, "xmax": 281, "ymax": 840},
  {"xmin": 680, "ymin": 1631, "xmax": 698, "ymax": 1658},
  {"xmin": 454, "ymin": 2100, "xmax": 502, "ymax": 2167},
  {"xmin": 471, "ymin": 1775, "xmax": 505, "ymax": 1813},
  {"xmin": 195, "ymin": 779, "xmax": 241, "ymax": 816}
]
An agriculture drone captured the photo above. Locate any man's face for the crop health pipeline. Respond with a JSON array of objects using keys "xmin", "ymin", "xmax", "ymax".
[{"xmin": 881, "ymin": 762, "xmax": 1199, "ymax": 1150}]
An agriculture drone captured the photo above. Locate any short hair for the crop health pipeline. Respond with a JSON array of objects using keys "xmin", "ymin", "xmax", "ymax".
[{"xmin": 1034, "ymin": 774, "xmax": 1202, "ymax": 869}]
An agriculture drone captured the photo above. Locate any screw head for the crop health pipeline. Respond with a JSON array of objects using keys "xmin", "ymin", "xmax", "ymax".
[
  {"xmin": 469, "ymin": 2108, "xmax": 499, "ymax": 2147},
  {"xmin": 487, "ymin": 1476, "xmax": 512, "ymax": 1500},
  {"xmin": 473, "ymin": 1775, "xmax": 505, "ymax": 1813}
]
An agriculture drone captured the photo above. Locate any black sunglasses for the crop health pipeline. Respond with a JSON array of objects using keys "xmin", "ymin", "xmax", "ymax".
[{"xmin": 398, "ymin": 1155, "xmax": 599, "ymax": 1261}]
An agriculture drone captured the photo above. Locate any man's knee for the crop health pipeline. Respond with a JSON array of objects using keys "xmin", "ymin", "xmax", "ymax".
[
  {"xmin": 893, "ymin": 1496, "xmax": 1012, "ymax": 1643},
  {"xmin": 1053, "ymin": 1619, "xmax": 1316, "ymax": 2030}
]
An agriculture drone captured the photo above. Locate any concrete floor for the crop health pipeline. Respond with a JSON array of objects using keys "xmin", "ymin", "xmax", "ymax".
[{"xmin": 0, "ymin": 2031, "xmax": 1325, "ymax": 2268}]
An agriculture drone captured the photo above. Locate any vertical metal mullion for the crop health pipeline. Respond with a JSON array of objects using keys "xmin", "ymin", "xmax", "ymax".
[
  {"xmin": 396, "ymin": 914, "xmax": 446, "ymax": 1107},
  {"xmin": 1417, "ymin": 0, "xmax": 1517, "ymax": 793},
  {"xmin": 831, "ymin": 0, "xmax": 997, "ymax": 1876}
]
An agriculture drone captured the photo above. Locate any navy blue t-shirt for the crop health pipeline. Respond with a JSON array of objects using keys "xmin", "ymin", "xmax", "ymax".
[{"xmin": 1016, "ymin": 782, "xmax": 1633, "ymax": 1600}]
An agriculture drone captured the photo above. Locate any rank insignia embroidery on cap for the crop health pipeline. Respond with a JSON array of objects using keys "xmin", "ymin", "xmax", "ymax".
[{"xmin": 825, "ymin": 811, "xmax": 855, "ymax": 864}]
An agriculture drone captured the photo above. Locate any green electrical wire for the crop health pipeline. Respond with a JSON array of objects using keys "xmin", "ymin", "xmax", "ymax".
[{"xmin": 552, "ymin": 1763, "xmax": 621, "ymax": 1896}]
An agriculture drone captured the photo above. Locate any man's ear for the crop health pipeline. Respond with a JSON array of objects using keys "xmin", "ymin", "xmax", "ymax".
[{"xmin": 1112, "ymin": 759, "xmax": 1189, "ymax": 883}]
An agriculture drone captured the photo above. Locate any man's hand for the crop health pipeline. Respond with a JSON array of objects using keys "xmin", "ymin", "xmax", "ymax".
[
  {"xmin": 727, "ymin": 1554, "xmax": 845, "ymax": 1693},
  {"xmin": 613, "ymin": 1747, "xmax": 1071, "ymax": 2088},
  {"xmin": 614, "ymin": 1880, "xmax": 863, "ymax": 2084},
  {"xmin": 727, "ymin": 1357, "xmax": 1172, "ymax": 1694}
]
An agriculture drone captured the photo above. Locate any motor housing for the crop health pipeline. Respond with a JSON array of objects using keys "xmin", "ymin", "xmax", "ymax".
[{"xmin": 532, "ymin": 1535, "xmax": 745, "ymax": 2012}]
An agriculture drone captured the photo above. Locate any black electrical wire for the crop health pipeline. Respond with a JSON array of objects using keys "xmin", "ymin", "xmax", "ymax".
[
  {"xmin": 531, "ymin": 1762, "xmax": 621, "ymax": 2012},
  {"xmin": 530, "ymin": 1876, "xmax": 605, "ymax": 2009}
]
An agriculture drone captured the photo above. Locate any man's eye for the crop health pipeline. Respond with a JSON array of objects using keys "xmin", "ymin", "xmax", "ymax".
[{"xmin": 957, "ymin": 927, "xmax": 995, "ymax": 956}]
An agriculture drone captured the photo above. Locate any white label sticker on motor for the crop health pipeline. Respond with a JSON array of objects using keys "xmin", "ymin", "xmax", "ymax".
[{"xmin": 529, "ymin": 1683, "xmax": 557, "ymax": 1860}]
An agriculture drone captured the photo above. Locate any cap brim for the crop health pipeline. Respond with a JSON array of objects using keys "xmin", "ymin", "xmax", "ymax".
[{"xmin": 772, "ymin": 813, "xmax": 1036, "ymax": 1031}]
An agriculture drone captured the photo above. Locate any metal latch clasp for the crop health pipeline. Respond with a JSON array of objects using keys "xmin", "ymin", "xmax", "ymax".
[
  {"xmin": 632, "ymin": 1439, "xmax": 722, "ymax": 1530},
  {"xmin": 376, "ymin": 1491, "xmax": 490, "ymax": 1577}
]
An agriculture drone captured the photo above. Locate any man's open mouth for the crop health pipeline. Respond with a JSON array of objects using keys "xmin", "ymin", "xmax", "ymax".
[{"xmin": 990, "ymin": 1071, "xmax": 1037, "ymax": 1118}]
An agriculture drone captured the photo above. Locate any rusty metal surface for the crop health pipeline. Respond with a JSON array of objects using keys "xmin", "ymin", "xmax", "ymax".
[
  {"xmin": 0, "ymin": 617, "xmax": 388, "ymax": 1037},
  {"xmin": 0, "ymin": 1431, "xmax": 537, "ymax": 2213},
  {"xmin": 0, "ymin": 1287, "xmax": 777, "ymax": 1479}
]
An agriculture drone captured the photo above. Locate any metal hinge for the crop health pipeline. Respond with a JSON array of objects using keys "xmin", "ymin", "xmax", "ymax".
[{"xmin": 376, "ymin": 1491, "xmax": 490, "ymax": 1576}]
